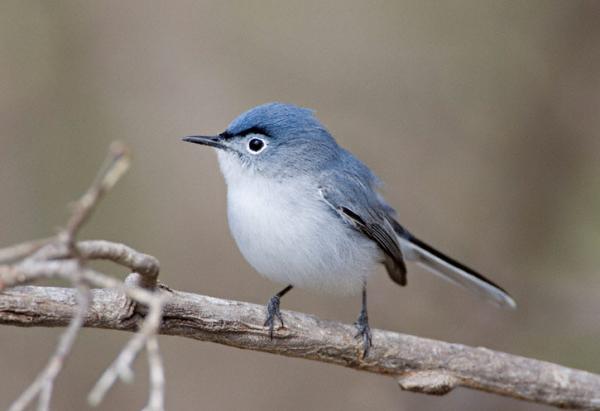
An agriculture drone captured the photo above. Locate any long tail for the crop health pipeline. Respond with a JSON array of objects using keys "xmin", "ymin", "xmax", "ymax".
[{"xmin": 395, "ymin": 227, "xmax": 516, "ymax": 309}]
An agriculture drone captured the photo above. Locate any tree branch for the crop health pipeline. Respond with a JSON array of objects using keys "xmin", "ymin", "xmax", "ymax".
[{"xmin": 1, "ymin": 284, "xmax": 599, "ymax": 410}]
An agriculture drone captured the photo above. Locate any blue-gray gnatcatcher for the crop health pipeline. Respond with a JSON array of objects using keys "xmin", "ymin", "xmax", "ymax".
[{"xmin": 183, "ymin": 102, "xmax": 515, "ymax": 356}]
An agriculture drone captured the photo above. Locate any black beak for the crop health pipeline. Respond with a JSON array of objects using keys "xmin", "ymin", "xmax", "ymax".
[{"xmin": 182, "ymin": 135, "xmax": 228, "ymax": 150}]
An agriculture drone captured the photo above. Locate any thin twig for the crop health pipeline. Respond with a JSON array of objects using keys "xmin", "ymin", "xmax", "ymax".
[
  {"xmin": 88, "ymin": 294, "xmax": 166, "ymax": 406},
  {"xmin": 63, "ymin": 141, "xmax": 130, "ymax": 241},
  {"xmin": 143, "ymin": 336, "xmax": 166, "ymax": 411},
  {"xmin": 37, "ymin": 381, "xmax": 53, "ymax": 411},
  {"xmin": 0, "ymin": 260, "xmax": 80, "ymax": 290},
  {"xmin": 22, "ymin": 240, "xmax": 160, "ymax": 289},
  {"xmin": 0, "ymin": 237, "xmax": 54, "ymax": 264},
  {"xmin": 78, "ymin": 240, "xmax": 159, "ymax": 288}
]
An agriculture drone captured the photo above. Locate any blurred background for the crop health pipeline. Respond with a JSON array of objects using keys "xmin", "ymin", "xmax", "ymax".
[{"xmin": 1, "ymin": 1, "xmax": 599, "ymax": 410}]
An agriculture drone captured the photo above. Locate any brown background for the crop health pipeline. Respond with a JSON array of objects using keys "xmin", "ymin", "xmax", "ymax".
[{"xmin": 1, "ymin": 1, "xmax": 599, "ymax": 410}]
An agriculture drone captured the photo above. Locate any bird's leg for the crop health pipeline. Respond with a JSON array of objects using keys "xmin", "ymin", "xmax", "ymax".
[
  {"xmin": 354, "ymin": 283, "xmax": 372, "ymax": 358},
  {"xmin": 264, "ymin": 284, "xmax": 293, "ymax": 339}
]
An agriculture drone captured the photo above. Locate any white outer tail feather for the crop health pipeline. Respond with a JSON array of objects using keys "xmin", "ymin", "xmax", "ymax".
[{"xmin": 398, "ymin": 237, "xmax": 516, "ymax": 309}]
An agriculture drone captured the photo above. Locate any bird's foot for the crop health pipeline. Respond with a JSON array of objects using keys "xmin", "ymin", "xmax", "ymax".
[
  {"xmin": 264, "ymin": 295, "xmax": 285, "ymax": 339},
  {"xmin": 354, "ymin": 309, "xmax": 372, "ymax": 358}
]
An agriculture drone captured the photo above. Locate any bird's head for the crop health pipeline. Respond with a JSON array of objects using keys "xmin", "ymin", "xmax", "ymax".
[{"xmin": 183, "ymin": 102, "xmax": 339, "ymax": 181}]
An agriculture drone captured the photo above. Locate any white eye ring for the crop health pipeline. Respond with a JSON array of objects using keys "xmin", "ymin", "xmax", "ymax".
[{"xmin": 246, "ymin": 136, "xmax": 267, "ymax": 154}]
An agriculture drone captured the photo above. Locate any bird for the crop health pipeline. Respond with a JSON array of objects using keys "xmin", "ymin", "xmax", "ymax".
[{"xmin": 182, "ymin": 102, "xmax": 516, "ymax": 357}]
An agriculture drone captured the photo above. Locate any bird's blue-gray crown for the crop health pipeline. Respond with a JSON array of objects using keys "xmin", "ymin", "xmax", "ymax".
[{"xmin": 226, "ymin": 102, "xmax": 329, "ymax": 140}]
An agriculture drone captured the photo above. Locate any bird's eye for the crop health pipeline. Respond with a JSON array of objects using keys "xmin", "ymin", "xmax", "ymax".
[{"xmin": 247, "ymin": 137, "xmax": 266, "ymax": 154}]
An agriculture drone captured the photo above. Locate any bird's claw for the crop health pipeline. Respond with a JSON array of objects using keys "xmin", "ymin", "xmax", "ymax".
[
  {"xmin": 354, "ymin": 311, "xmax": 372, "ymax": 358},
  {"xmin": 264, "ymin": 295, "xmax": 284, "ymax": 338}
]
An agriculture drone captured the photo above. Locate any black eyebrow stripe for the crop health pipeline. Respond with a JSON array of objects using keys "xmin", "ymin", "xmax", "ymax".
[{"xmin": 238, "ymin": 127, "xmax": 270, "ymax": 137}]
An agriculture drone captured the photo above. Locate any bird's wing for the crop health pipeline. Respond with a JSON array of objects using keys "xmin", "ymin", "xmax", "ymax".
[{"xmin": 318, "ymin": 178, "xmax": 407, "ymax": 286}]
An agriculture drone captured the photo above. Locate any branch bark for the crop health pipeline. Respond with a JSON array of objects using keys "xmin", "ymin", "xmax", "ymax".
[{"xmin": 2, "ymin": 284, "xmax": 599, "ymax": 410}]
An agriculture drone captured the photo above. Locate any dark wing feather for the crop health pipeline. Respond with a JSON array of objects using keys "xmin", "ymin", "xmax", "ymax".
[{"xmin": 320, "ymin": 188, "xmax": 407, "ymax": 286}]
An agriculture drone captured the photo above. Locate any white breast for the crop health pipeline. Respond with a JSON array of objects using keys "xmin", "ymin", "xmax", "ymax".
[{"xmin": 217, "ymin": 151, "xmax": 382, "ymax": 295}]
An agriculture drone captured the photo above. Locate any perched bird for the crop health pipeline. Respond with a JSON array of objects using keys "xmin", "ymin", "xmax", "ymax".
[{"xmin": 183, "ymin": 102, "xmax": 515, "ymax": 356}]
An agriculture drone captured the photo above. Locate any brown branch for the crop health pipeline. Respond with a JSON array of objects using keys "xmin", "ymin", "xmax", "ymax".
[
  {"xmin": 77, "ymin": 240, "xmax": 159, "ymax": 284},
  {"xmin": 1, "ymin": 285, "xmax": 599, "ymax": 410},
  {"xmin": 23, "ymin": 240, "xmax": 160, "ymax": 289}
]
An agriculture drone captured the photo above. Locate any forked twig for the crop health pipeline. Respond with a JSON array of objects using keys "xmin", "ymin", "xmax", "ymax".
[{"xmin": 0, "ymin": 142, "xmax": 167, "ymax": 411}]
